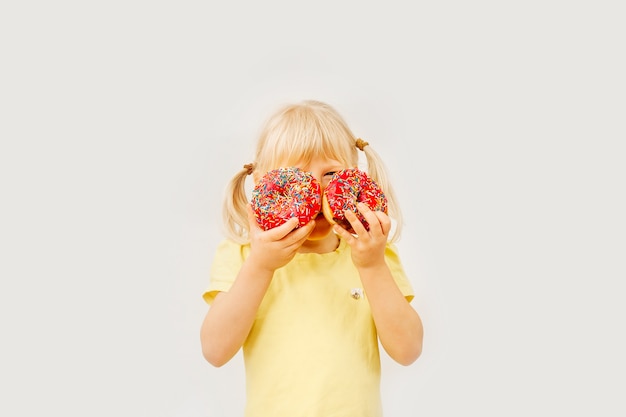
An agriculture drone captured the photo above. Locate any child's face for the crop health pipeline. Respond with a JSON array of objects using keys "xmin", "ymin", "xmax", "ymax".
[{"xmin": 290, "ymin": 156, "xmax": 348, "ymax": 241}]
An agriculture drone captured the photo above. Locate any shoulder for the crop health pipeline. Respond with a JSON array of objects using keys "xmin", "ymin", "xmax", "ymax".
[
  {"xmin": 210, "ymin": 239, "xmax": 251, "ymax": 275},
  {"xmin": 214, "ymin": 239, "xmax": 251, "ymax": 259},
  {"xmin": 383, "ymin": 242, "xmax": 414, "ymax": 300},
  {"xmin": 384, "ymin": 241, "xmax": 403, "ymax": 262},
  {"xmin": 204, "ymin": 239, "xmax": 250, "ymax": 304}
]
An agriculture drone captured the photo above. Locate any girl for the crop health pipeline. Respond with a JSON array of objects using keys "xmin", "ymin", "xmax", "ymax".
[{"xmin": 200, "ymin": 100, "xmax": 423, "ymax": 417}]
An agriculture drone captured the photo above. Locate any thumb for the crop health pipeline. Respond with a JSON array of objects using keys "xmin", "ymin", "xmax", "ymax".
[{"xmin": 247, "ymin": 205, "xmax": 263, "ymax": 232}]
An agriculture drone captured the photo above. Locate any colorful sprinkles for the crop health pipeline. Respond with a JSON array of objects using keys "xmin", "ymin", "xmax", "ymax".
[
  {"xmin": 251, "ymin": 167, "xmax": 322, "ymax": 230},
  {"xmin": 324, "ymin": 168, "xmax": 387, "ymax": 233}
]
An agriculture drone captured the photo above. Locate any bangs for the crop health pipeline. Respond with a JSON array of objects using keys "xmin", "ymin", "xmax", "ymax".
[{"xmin": 277, "ymin": 127, "xmax": 353, "ymax": 167}]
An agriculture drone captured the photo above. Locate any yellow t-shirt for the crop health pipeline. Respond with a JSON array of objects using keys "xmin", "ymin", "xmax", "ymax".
[{"xmin": 203, "ymin": 238, "xmax": 414, "ymax": 417}]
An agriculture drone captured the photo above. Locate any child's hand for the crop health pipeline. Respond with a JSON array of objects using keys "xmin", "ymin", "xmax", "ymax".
[
  {"xmin": 246, "ymin": 206, "xmax": 315, "ymax": 273},
  {"xmin": 333, "ymin": 202, "xmax": 390, "ymax": 269}
]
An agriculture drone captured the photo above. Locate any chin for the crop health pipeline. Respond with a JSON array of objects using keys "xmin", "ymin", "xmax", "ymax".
[{"xmin": 307, "ymin": 216, "xmax": 334, "ymax": 241}]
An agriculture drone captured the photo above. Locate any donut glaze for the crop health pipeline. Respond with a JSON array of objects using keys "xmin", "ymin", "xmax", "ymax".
[
  {"xmin": 322, "ymin": 168, "xmax": 388, "ymax": 233},
  {"xmin": 251, "ymin": 167, "xmax": 322, "ymax": 230}
]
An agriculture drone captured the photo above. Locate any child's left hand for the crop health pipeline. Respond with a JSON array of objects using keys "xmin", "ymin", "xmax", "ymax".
[{"xmin": 333, "ymin": 202, "xmax": 391, "ymax": 269}]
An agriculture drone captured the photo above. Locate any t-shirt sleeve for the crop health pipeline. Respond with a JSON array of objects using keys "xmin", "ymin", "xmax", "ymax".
[
  {"xmin": 385, "ymin": 242, "xmax": 415, "ymax": 302},
  {"xmin": 202, "ymin": 239, "xmax": 249, "ymax": 305}
]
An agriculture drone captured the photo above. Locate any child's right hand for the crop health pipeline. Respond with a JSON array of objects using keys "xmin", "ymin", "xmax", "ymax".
[{"xmin": 246, "ymin": 206, "xmax": 315, "ymax": 273}]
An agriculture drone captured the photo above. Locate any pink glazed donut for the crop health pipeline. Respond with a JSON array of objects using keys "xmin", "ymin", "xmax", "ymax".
[
  {"xmin": 251, "ymin": 167, "xmax": 322, "ymax": 230},
  {"xmin": 322, "ymin": 168, "xmax": 388, "ymax": 233}
]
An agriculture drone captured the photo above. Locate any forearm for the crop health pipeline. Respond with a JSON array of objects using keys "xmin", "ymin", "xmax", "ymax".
[
  {"xmin": 359, "ymin": 263, "xmax": 424, "ymax": 366},
  {"xmin": 200, "ymin": 260, "xmax": 274, "ymax": 367}
]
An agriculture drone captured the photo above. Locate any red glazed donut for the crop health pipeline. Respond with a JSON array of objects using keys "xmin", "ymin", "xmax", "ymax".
[
  {"xmin": 322, "ymin": 168, "xmax": 388, "ymax": 233},
  {"xmin": 251, "ymin": 167, "xmax": 322, "ymax": 230}
]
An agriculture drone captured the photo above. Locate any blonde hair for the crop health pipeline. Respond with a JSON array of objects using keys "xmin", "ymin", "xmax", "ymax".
[{"xmin": 222, "ymin": 99, "xmax": 403, "ymax": 243}]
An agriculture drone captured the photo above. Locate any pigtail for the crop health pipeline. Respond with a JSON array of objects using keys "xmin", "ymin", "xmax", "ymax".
[
  {"xmin": 222, "ymin": 165, "xmax": 254, "ymax": 244},
  {"xmin": 359, "ymin": 142, "xmax": 404, "ymax": 242}
]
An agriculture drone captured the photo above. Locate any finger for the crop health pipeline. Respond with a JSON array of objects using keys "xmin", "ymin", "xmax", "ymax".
[
  {"xmin": 373, "ymin": 211, "xmax": 392, "ymax": 236},
  {"xmin": 286, "ymin": 219, "xmax": 316, "ymax": 245},
  {"xmin": 333, "ymin": 223, "xmax": 356, "ymax": 244},
  {"xmin": 344, "ymin": 209, "xmax": 368, "ymax": 237},
  {"xmin": 356, "ymin": 203, "xmax": 384, "ymax": 236},
  {"xmin": 269, "ymin": 217, "xmax": 300, "ymax": 239},
  {"xmin": 247, "ymin": 205, "xmax": 263, "ymax": 232}
]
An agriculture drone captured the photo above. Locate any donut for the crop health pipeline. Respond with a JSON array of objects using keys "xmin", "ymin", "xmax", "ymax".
[
  {"xmin": 251, "ymin": 167, "xmax": 322, "ymax": 230},
  {"xmin": 322, "ymin": 168, "xmax": 388, "ymax": 233}
]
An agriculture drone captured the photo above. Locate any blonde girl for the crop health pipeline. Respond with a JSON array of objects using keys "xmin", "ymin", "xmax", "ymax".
[{"xmin": 201, "ymin": 99, "xmax": 423, "ymax": 417}]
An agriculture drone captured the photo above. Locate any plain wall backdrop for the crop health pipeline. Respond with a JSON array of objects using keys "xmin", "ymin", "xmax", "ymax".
[{"xmin": 1, "ymin": 1, "xmax": 624, "ymax": 416}]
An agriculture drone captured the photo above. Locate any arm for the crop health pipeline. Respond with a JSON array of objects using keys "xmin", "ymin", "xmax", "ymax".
[
  {"xmin": 356, "ymin": 261, "xmax": 423, "ymax": 366},
  {"xmin": 200, "ymin": 210, "xmax": 315, "ymax": 367},
  {"xmin": 334, "ymin": 203, "xmax": 424, "ymax": 366}
]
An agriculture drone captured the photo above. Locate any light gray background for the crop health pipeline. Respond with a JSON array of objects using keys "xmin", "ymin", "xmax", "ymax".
[{"xmin": 2, "ymin": 1, "xmax": 624, "ymax": 416}]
